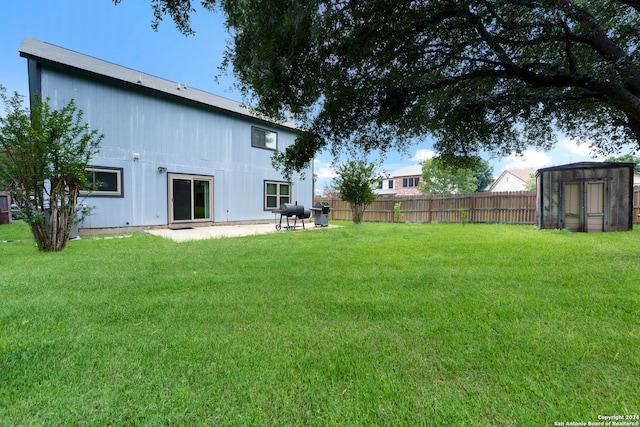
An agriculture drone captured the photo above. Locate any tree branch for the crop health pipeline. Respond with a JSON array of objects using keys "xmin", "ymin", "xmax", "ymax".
[
  {"xmin": 558, "ymin": 13, "xmax": 577, "ymax": 75},
  {"xmin": 617, "ymin": 0, "xmax": 640, "ymax": 13}
]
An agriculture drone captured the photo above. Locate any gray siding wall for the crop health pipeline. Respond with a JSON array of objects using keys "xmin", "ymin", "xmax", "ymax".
[
  {"xmin": 537, "ymin": 165, "xmax": 633, "ymax": 231},
  {"xmin": 39, "ymin": 66, "xmax": 312, "ymax": 229}
]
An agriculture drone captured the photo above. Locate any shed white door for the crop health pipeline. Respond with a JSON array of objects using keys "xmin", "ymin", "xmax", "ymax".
[
  {"xmin": 586, "ymin": 182, "xmax": 604, "ymax": 232},
  {"xmin": 562, "ymin": 181, "xmax": 604, "ymax": 232},
  {"xmin": 564, "ymin": 183, "xmax": 581, "ymax": 231}
]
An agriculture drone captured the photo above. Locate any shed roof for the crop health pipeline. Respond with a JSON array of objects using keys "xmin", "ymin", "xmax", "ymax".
[
  {"xmin": 536, "ymin": 161, "xmax": 635, "ymax": 174},
  {"xmin": 18, "ymin": 37, "xmax": 296, "ymax": 130}
]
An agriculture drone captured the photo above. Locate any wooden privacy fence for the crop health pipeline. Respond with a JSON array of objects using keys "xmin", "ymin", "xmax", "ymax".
[
  {"xmin": 320, "ymin": 186, "xmax": 640, "ymax": 225},
  {"xmin": 316, "ymin": 191, "xmax": 537, "ymax": 224},
  {"xmin": 0, "ymin": 192, "xmax": 11, "ymax": 225}
]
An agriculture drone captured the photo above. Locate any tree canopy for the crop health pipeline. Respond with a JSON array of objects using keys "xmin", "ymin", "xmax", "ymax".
[
  {"xmin": 473, "ymin": 159, "xmax": 494, "ymax": 192},
  {"xmin": 421, "ymin": 159, "xmax": 478, "ymax": 195},
  {"xmin": 118, "ymin": 0, "xmax": 640, "ymax": 175},
  {"xmin": 605, "ymin": 153, "xmax": 640, "ymax": 172}
]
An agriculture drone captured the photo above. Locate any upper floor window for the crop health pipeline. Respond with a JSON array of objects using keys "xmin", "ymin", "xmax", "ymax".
[
  {"xmin": 403, "ymin": 177, "xmax": 420, "ymax": 188},
  {"xmin": 252, "ymin": 126, "xmax": 277, "ymax": 150},
  {"xmin": 81, "ymin": 167, "xmax": 123, "ymax": 197}
]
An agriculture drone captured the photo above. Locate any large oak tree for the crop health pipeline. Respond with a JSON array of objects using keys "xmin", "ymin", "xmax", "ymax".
[{"xmin": 116, "ymin": 0, "xmax": 640, "ymax": 175}]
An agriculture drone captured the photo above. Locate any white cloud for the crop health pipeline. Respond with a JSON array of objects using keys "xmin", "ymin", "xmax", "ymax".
[
  {"xmin": 504, "ymin": 149, "xmax": 553, "ymax": 169},
  {"xmin": 313, "ymin": 158, "xmax": 337, "ymax": 179},
  {"xmin": 411, "ymin": 149, "xmax": 436, "ymax": 162},
  {"xmin": 558, "ymin": 137, "xmax": 605, "ymax": 161},
  {"xmin": 490, "ymin": 135, "xmax": 630, "ymax": 175},
  {"xmin": 312, "ymin": 159, "xmax": 338, "ymax": 195}
]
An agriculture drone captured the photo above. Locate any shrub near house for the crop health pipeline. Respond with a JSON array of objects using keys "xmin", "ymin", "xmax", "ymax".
[{"xmin": 0, "ymin": 87, "xmax": 101, "ymax": 251}]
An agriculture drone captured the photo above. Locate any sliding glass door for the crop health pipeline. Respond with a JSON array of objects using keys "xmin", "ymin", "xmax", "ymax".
[{"xmin": 168, "ymin": 174, "xmax": 213, "ymax": 224}]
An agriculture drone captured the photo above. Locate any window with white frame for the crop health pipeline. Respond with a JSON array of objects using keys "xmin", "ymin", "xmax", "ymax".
[
  {"xmin": 264, "ymin": 181, "xmax": 290, "ymax": 210},
  {"xmin": 81, "ymin": 167, "xmax": 123, "ymax": 196},
  {"xmin": 252, "ymin": 126, "xmax": 277, "ymax": 150}
]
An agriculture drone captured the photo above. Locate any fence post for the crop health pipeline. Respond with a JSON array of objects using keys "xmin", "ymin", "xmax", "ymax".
[{"xmin": 428, "ymin": 197, "xmax": 433, "ymax": 223}]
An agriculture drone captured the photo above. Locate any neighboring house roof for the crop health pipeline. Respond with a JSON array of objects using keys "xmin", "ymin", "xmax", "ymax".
[
  {"xmin": 488, "ymin": 169, "xmax": 536, "ymax": 192},
  {"xmin": 18, "ymin": 37, "xmax": 296, "ymax": 130},
  {"xmin": 506, "ymin": 169, "xmax": 537, "ymax": 183},
  {"xmin": 389, "ymin": 164, "xmax": 422, "ymax": 178}
]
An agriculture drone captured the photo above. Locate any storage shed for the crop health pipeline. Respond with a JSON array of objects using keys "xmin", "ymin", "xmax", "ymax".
[{"xmin": 536, "ymin": 162, "xmax": 634, "ymax": 232}]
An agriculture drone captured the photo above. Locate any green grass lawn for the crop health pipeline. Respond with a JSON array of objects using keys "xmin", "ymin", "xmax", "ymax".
[{"xmin": 1, "ymin": 220, "xmax": 639, "ymax": 426}]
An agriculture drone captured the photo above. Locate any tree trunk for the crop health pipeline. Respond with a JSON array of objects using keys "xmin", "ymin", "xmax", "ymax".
[
  {"xmin": 31, "ymin": 185, "xmax": 79, "ymax": 252},
  {"xmin": 351, "ymin": 202, "xmax": 365, "ymax": 224}
]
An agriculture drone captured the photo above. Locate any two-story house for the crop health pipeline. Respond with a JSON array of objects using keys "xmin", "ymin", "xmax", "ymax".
[
  {"xmin": 19, "ymin": 37, "xmax": 313, "ymax": 233},
  {"xmin": 376, "ymin": 164, "xmax": 423, "ymax": 197}
]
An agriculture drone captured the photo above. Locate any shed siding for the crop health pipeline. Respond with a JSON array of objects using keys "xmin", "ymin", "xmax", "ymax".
[
  {"xmin": 609, "ymin": 166, "xmax": 633, "ymax": 231},
  {"xmin": 38, "ymin": 66, "xmax": 311, "ymax": 229}
]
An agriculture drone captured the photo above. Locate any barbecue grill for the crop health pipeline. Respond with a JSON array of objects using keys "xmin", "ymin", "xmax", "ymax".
[
  {"xmin": 309, "ymin": 201, "xmax": 330, "ymax": 227},
  {"xmin": 274, "ymin": 203, "xmax": 311, "ymax": 230}
]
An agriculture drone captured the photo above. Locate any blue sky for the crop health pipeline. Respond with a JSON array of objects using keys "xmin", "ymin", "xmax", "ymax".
[{"xmin": 1, "ymin": 1, "xmax": 618, "ymax": 193}]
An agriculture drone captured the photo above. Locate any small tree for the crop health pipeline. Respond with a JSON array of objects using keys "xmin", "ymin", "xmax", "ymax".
[
  {"xmin": 394, "ymin": 202, "xmax": 403, "ymax": 223},
  {"xmin": 322, "ymin": 185, "xmax": 340, "ymax": 199},
  {"xmin": 421, "ymin": 158, "xmax": 477, "ymax": 195},
  {"xmin": 524, "ymin": 173, "xmax": 537, "ymax": 192},
  {"xmin": 474, "ymin": 159, "xmax": 494, "ymax": 192},
  {"xmin": 332, "ymin": 160, "xmax": 378, "ymax": 223},
  {"xmin": 0, "ymin": 87, "xmax": 103, "ymax": 251}
]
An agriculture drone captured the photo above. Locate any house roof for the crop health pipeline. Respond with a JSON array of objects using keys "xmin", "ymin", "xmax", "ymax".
[
  {"xmin": 18, "ymin": 37, "xmax": 296, "ymax": 130},
  {"xmin": 487, "ymin": 169, "xmax": 536, "ymax": 191},
  {"xmin": 389, "ymin": 164, "xmax": 422, "ymax": 178},
  {"xmin": 506, "ymin": 169, "xmax": 537, "ymax": 183}
]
